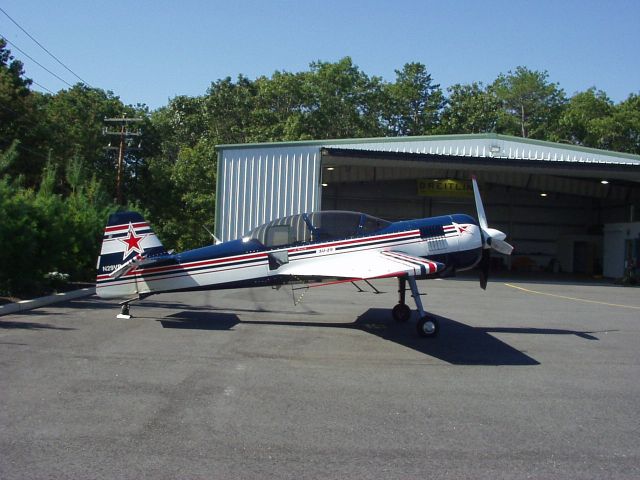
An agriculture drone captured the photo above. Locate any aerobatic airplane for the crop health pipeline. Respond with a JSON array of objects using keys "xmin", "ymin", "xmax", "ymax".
[{"xmin": 96, "ymin": 177, "xmax": 513, "ymax": 337}]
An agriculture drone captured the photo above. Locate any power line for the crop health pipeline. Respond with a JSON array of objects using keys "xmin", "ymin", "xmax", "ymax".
[
  {"xmin": 0, "ymin": 6, "xmax": 90, "ymax": 86},
  {"xmin": 0, "ymin": 34, "xmax": 73, "ymax": 88},
  {"xmin": 0, "ymin": 40, "xmax": 57, "ymax": 94},
  {"xmin": 30, "ymin": 79, "xmax": 55, "ymax": 94}
]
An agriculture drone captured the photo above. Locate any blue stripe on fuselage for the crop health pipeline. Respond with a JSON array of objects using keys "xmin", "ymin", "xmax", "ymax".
[
  {"xmin": 176, "ymin": 239, "xmax": 266, "ymax": 264},
  {"xmin": 380, "ymin": 214, "xmax": 477, "ymax": 233},
  {"xmin": 158, "ymin": 214, "xmax": 481, "ymax": 269}
]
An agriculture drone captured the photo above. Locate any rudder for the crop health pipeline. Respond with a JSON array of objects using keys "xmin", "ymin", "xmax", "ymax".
[{"xmin": 96, "ymin": 211, "xmax": 167, "ymax": 298}]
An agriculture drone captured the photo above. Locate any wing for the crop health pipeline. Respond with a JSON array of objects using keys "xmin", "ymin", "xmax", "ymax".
[{"xmin": 278, "ymin": 250, "xmax": 445, "ymax": 281}]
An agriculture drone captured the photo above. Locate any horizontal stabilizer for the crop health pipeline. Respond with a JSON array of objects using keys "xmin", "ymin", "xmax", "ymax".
[
  {"xmin": 109, "ymin": 253, "xmax": 177, "ymax": 280},
  {"xmin": 109, "ymin": 254, "xmax": 143, "ymax": 280}
]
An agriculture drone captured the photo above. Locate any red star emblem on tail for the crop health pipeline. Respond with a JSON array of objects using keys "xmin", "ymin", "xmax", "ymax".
[{"xmin": 118, "ymin": 222, "xmax": 147, "ymax": 260}]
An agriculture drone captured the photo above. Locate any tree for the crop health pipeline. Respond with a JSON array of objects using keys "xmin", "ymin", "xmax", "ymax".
[
  {"xmin": 490, "ymin": 66, "xmax": 565, "ymax": 138},
  {"xmin": 204, "ymin": 75, "xmax": 257, "ymax": 144},
  {"xmin": 590, "ymin": 94, "xmax": 640, "ymax": 154},
  {"xmin": 440, "ymin": 82, "xmax": 499, "ymax": 134},
  {"xmin": 383, "ymin": 62, "xmax": 444, "ymax": 136},
  {"xmin": 252, "ymin": 71, "xmax": 310, "ymax": 141},
  {"xmin": 157, "ymin": 95, "xmax": 206, "ymax": 148},
  {"xmin": 552, "ymin": 88, "xmax": 614, "ymax": 147},
  {"xmin": 302, "ymin": 57, "xmax": 384, "ymax": 139},
  {"xmin": 144, "ymin": 139, "xmax": 217, "ymax": 251},
  {"xmin": 0, "ymin": 39, "xmax": 48, "ymax": 184},
  {"xmin": 0, "ymin": 146, "xmax": 116, "ymax": 295},
  {"xmin": 0, "ymin": 38, "xmax": 32, "ymax": 144}
]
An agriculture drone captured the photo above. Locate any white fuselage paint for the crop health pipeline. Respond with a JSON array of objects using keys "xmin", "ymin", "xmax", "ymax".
[{"xmin": 96, "ymin": 222, "xmax": 482, "ymax": 299}]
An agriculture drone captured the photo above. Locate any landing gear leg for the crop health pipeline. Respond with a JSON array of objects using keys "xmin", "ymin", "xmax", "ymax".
[
  {"xmin": 392, "ymin": 277, "xmax": 411, "ymax": 322},
  {"xmin": 117, "ymin": 301, "xmax": 132, "ymax": 319},
  {"xmin": 407, "ymin": 277, "xmax": 439, "ymax": 338},
  {"xmin": 115, "ymin": 293, "xmax": 152, "ymax": 319}
]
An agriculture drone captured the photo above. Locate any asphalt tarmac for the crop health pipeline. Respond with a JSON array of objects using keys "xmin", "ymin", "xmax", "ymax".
[{"xmin": 1, "ymin": 277, "xmax": 639, "ymax": 479}]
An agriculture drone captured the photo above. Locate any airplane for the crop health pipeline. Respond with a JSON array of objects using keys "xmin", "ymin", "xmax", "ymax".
[{"xmin": 95, "ymin": 177, "xmax": 513, "ymax": 337}]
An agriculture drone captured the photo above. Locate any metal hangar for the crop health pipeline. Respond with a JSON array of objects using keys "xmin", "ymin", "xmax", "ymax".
[{"xmin": 215, "ymin": 134, "xmax": 640, "ymax": 278}]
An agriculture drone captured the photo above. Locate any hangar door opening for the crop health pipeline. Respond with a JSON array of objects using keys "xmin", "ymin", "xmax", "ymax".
[{"xmin": 319, "ymin": 157, "xmax": 639, "ymax": 276}]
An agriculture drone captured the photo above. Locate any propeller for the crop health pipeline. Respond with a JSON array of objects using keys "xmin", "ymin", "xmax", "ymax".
[{"xmin": 471, "ymin": 176, "xmax": 514, "ymax": 289}]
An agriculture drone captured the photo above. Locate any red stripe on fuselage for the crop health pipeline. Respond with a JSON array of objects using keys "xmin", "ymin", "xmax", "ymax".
[
  {"xmin": 288, "ymin": 230, "xmax": 419, "ymax": 253},
  {"xmin": 144, "ymin": 252, "xmax": 268, "ymax": 275},
  {"xmin": 97, "ymin": 230, "xmax": 424, "ymax": 283}
]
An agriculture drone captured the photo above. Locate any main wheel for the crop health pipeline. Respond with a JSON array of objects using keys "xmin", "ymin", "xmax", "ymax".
[
  {"xmin": 416, "ymin": 315, "xmax": 439, "ymax": 338},
  {"xmin": 392, "ymin": 303, "xmax": 411, "ymax": 322}
]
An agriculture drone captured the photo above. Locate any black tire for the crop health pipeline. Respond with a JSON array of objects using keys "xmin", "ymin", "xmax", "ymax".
[
  {"xmin": 392, "ymin": 303, "xmax": 412, "ymax": 322},
  {"xmin": 417, "ymin": 315, "xmax": 439, "ymax": 338}
]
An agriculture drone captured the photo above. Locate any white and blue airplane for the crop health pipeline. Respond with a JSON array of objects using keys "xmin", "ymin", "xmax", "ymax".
[{"xmin": 96, "ymin": 177, "xmax": 513, "ymax": 337}]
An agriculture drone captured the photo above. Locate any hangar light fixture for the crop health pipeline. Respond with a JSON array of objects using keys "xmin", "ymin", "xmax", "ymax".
[
  {"xmin": 601, "ymin": 179, "xmax": 609, "ymax": 184},
  {"xmin": 326, "ymin": 167, "xmax": 335, "ymax": 171},
  {"xmin": 322, "ymin": 183, "xmax": 328, "ymax": 187},
  {"xmin": 540, "ymin": 193, "xmax": 548, "ymax": 197}
]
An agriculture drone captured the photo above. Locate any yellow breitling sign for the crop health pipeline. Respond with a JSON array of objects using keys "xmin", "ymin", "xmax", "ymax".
[{"xmin": 417, "ymin": 179, "xmax": 473, "ymax": 197}]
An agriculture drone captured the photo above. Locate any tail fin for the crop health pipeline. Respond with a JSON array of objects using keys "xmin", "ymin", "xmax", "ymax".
[{"xmin": 96, "ymin": 211, "xmax": 167, "ymax": 298}]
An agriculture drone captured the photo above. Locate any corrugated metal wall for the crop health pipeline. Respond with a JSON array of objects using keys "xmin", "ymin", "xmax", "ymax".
[{"xmin": 216, "ymin": 146, "xmax": 322, "ymax": 241}]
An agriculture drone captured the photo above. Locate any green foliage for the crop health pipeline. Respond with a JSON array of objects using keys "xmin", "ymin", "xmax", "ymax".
[
  {"xmin": 0, "ymin": 39, "xmax": 47, "ymax": 181},
  {"xmin": 205, "ymin": 76, "xmax": 257, "ymax": 144},
  {"xmin": 553, "ymin": 88, "xmax": 613, "ymax": 146},
  {"xmin": 0, "ymin": 148, "xmax": 117, "ymax": 296},
  {"xmin": 384, "ymin": 62, "xmax": 444, "ymax": 136},
  {"xmin": 440, "ymin": 82, "xmax": 499, "ymax": 134},
  {"xmin": 490, "ymin": 66, "xmax": 566, "ymax": 138},
  {"xmin": 0, "ymin": 139, "xmax": 18, "ymax": 173},
  {"xmin": 590, "ymin": 94, "xmax": 640, "ymax": 154},
  {"xmin": 302, "ymin": 57, "xmax": 385, "ymax": 139},
  {"xmin": 168, "ymin": 141, "xmax": 217, "ymax": 250},
  {"xmin": 252, "ymin": 71, "xmax": 309, "ymax": 141}
]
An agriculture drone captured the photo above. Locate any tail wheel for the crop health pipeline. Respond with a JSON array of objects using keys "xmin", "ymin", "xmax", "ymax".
[
  {"xmin": 417, "ymin": 315, "xmax": 439, "ymax": 338},
  {"xmin": 392, "ymin": 303, "xmax": 412, "ymax": 322}
]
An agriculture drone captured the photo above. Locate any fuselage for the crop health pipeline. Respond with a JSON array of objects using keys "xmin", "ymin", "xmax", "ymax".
[{"xmin": 96, "ymin": 213, "xmax": 483, "ymax": 299}]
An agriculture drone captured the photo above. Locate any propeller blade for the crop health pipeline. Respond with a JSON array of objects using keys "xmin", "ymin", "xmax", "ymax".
[
  {"xmin": 471, "ymin": 176, "xmax": 488, "ymax": 232},
  {"xmin": 478, "ymin": 249, "xmax": 491, "ymax": 290},
  {"xmin": 471, "ymin": 175, "xmax": 513, "ymax": 289},
  {"xmin": 490, "ymin": 238, "xmax": 514, "ymax": 256},
  {"xmin": 483, "ymin": 227, "xmax": 506, "ymax": 241}
]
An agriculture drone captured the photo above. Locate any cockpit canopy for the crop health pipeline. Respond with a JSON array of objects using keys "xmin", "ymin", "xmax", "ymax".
[{"xmin": 246, "ymin": 211, "xmax": 391, "ymax": 248}]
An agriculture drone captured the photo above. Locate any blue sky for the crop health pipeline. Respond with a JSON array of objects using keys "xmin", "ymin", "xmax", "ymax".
[{"xmin": 1, "ymin": 0, "xmax": 638, "ymax": 109}]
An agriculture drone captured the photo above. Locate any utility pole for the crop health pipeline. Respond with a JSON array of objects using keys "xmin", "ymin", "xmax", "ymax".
[{"xmin": 104, "ymin": 116, "xmax": 143, "ymax": 204}]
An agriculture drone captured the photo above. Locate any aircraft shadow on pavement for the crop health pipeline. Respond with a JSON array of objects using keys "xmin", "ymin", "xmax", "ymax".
[
  {"xmin": 160, "ymin": 311, "xmax": 241, "ymax": 330},
  {"xmin": 140, "ymin": 300, "xmax": 321, "ymax": 316},
  {"xmin": 0, "ymin": 319, "xmax": 75, "ymax": 330},
  {"xmin": 355, "ymin": 309, "xmax": 542, "ymax": 366},
  {"xmin": 354, "ymin": 309, "xmax": 606, "ymax": 365},
  {"xmin": 156, "ymin": 308, "xmax": 602, "ymax": 366}
]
